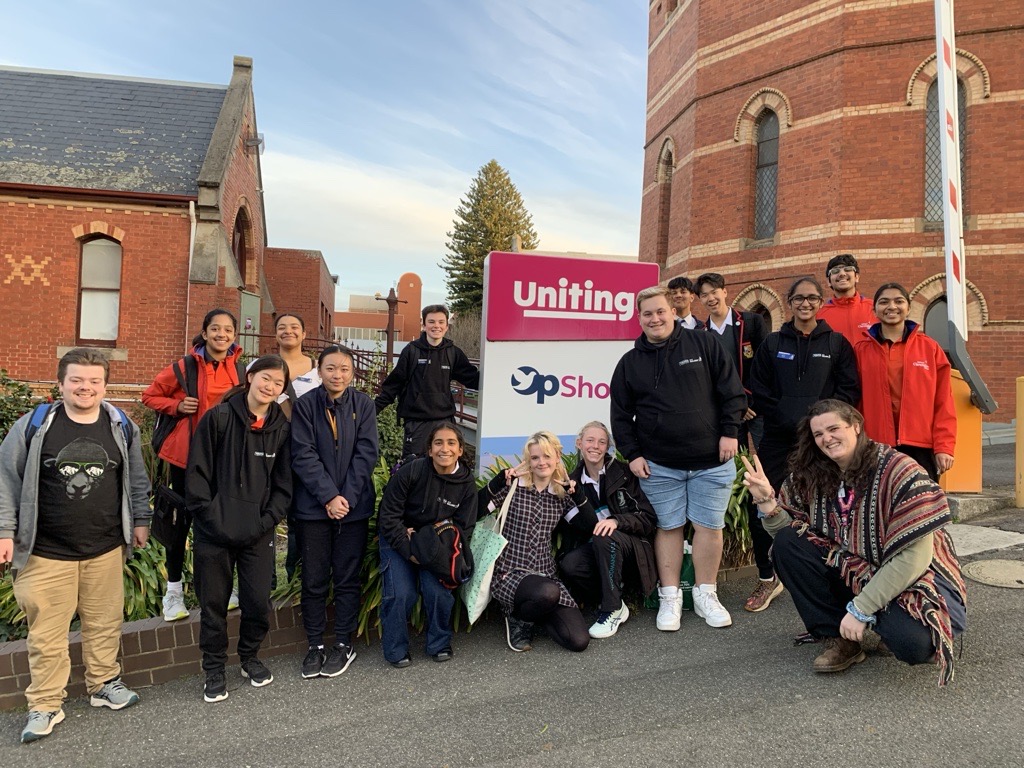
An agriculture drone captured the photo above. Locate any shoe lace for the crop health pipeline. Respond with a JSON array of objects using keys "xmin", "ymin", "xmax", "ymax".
[
  {"xmin": 104, "ymin": 679, "xmax": 129, "ymax": 695},
  {"xmin": 595, "ymin": 611, "xmax": 612, "ymax": 624}
]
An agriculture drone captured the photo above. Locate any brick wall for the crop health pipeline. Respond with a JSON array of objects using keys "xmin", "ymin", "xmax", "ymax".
[
  {"xmin": 642, "ymin": 0, "xmax": 1024, "ymax": 417},
  {"xmin": 0, "ymin": 601, "xmax": 331, "ymax": 712},
  {"xmin": 263, "ymin": 248, "xmax": 337, "ymax": 342},
  {"xmin": 0, "ymin": 196, "xmax": 192, "ymax": 386}
]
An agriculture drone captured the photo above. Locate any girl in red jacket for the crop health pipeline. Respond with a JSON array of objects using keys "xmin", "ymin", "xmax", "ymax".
[
  {"xmin": 142, "ymin": 309, "xmax": 245, "ymax": 622},
  {"xmin": 853, "ymin": 283, "xmax": 956, "ymax": 481}
]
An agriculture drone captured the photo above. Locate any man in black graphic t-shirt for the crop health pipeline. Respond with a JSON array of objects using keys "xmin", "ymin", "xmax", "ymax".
[{"xmin": 0, "ymin": 349, "xmax": 151, "ymax": 744}]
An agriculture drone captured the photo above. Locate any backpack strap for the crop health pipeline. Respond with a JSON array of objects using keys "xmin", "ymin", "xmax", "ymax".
[{"xmin": 25, "ymin": 402, "xmax": 132, "ymax": 447}]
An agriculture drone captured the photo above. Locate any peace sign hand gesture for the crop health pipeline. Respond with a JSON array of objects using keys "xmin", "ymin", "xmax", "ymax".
[{"xmin": 740, "ymin": 454, "xmax": 774, "ymax": 502}]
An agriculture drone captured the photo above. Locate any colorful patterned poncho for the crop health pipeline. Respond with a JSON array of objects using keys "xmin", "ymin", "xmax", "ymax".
[{"xmin": 779, "ymin": 445, "xmax": 966, "ymax": 685}]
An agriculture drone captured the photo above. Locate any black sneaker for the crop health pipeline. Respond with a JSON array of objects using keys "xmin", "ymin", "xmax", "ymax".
[
  {"xmin": 203, "ymin": 671, "xmax": 228, "ymax": 703},
  {"xmin": 505, "ymin": 615, "xmax": 533, "ymax": 653},
  {"xmin": 240, "ymin": 658, "xmax": 273, "ymax": 687},
  {"xmin": 301, "ymin": 646, "xmax": 326, "ymax": 679},
  {"xmin": 389, "ymin": 654, "xmax": 412, "ymax": 669},
  {"xmin": 432, "ymin": 648, "xmax": 454, "ymax": 663},
  {"xmin": 320, "ymin": 643, "xmax": 356, "ymax": 677}
]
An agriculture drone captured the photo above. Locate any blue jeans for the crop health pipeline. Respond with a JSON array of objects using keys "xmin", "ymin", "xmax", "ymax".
[
  {"xmin": 379, "ymin": 536, "xmax": 455, "ymax": 662},
  {"xmin": 640, "ymin": 459, "xmax": 736, "ymax": 531}
]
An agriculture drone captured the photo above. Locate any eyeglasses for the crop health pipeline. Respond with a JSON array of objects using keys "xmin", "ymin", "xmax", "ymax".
[
  {"xmin": 827, "ymin": 265, "xmax": 857, "ymax": 277},
  {"xmin": 789, "ymin": 295, "xmax": 823, "ymax": 306}
]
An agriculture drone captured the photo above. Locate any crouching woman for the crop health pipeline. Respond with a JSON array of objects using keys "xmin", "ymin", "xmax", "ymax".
[
  {"xmin": 187, "ymin": 355, "xmax": 293, "ymax": 702},
  {"xmin": 377, "ymin": 423, "xmax": 477, "ymax": 667},
  {"xmin": 741, "ymin": 399, "xmax": 966, "ymax": 685}
]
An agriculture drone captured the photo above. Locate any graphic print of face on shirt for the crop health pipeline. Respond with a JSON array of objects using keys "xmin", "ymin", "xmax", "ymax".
[{"xmin": 43, "ymin": 437, "xmax": 117, "ymax": 501}]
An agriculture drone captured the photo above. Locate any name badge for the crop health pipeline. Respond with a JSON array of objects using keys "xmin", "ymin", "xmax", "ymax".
[{"xmin": 776, "ymin": 351, "xmax": 795, "ymax": 360}]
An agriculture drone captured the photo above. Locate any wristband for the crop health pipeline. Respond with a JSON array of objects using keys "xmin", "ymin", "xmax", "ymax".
[
  {"xmin": 751, "ymin": 492, "xmax": 775, "ymax": 505},
  {"xmin": 846, "ymin": 600, "xmax": 877, "ymax": 625}
]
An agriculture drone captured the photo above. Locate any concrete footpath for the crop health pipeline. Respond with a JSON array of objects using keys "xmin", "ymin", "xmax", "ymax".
[{"xmin": 1, "ymin": 445, "xmax": 1021, "ymax": 767}]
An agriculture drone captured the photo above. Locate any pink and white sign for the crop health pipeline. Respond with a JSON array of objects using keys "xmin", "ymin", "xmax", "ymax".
[
  {"xmin": 476, "ymin": 252, "xmax": 659, "ymax": 470},
  {"xmin": 485, "ymin": 252, "xmax": 659, "ymax": 341}
]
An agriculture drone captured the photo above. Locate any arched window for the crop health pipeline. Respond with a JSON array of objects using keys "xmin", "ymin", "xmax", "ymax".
[
  {"xmin": 924, "ymin": 296, "xmax": 950, "ymax": 351},
  {"xmin": 233, "ymin": 208, "xmax": 250, "ymax": 286},
  {"xmin": 655, "ymin": 140, "xmax": 675, "ymax": 268},
  {"xmin": 924, "ymin": 79, "xmax": 967, "ymax": 222},
  {"xmin": 78, "ymin": 237, "xmax": 122, "ymax": 344},
  {"xmin": 754, "ymin": 110, "xmax": 779, "ymax": 240}
]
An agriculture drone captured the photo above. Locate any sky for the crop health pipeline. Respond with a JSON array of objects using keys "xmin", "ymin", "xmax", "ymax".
[{"xmin": 2, "ymin": 0, "xmax": 649, "ymax": 309}]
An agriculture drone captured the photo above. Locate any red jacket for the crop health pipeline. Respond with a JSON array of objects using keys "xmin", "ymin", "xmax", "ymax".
[
  {"xmin": 818, "ymin": 294, "xmax": 876, "ymax": 346},
  {"xmin": 854, "ymin": 322, "xmax": 956, "ymax": 455},
  {"xmin": 141, "ymin": 345, "xmax": 245, "ymax": 468}
]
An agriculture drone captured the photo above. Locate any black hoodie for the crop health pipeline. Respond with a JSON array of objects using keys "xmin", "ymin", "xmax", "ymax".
[
  {"xmin": 374, "ymin": 333, "xmax": 480, "ymax": 421},
  {"xmin": 610, "ymin": 324, "xmax": 746, "ymax": 471},
  {"xmin": 750, "ymin": 318, "xmax": 861, "ymax": 442},
  {"xmin": 186, "ymin": 392, "xmax": 292, "ymax": 547},
  {"xmin": 377, "ymin": 456, "xmax": 478, "ymax": 561}
]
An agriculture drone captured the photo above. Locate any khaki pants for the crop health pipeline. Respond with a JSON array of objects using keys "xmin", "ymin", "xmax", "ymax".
[{"xmin": 13, "ymin": 547, "xmax": 124, "ymax": 711}]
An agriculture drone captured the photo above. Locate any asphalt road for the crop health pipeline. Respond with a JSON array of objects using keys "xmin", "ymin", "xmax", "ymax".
[
  {"xmin": 3, "ymin": 529, "xmax": 1022, "ymax": 768},
  {"xmin": 983, "ymin": 443, "xmax": 1015, "ymax": 488}
]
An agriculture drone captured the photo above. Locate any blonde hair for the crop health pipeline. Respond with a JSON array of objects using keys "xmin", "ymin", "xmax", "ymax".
[
  {"xmin": 576, "ymin": 420, "xmax": 614, "ymax": 451},
  {"xmin": 517, "ymin": 430, "xmax": 570, "ymax": 497},
  {"xmin": 635, "ymin": 285, "xmax": 670, "ymax": 312}
]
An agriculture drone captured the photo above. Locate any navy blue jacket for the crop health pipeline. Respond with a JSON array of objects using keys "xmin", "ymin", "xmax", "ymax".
[{"xmin": 290, "ymin": 385, "xmax": 379, "ymax": 523}]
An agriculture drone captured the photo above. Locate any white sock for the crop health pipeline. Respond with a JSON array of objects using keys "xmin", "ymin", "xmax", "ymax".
[
  {"xmin": 697, "ymin": 583, "xmax": 716, "ymax": 593},
  {"xmin": 659, "ymin": 585, "xmax": 679, "ymax": 597},
  {"xmin": 166, "ymin": 581, "xmax": 183, "ymax": 595}
]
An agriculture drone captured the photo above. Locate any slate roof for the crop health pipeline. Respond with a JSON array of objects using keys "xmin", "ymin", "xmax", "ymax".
[{"xmin": 0, "ymin": 67, "xmax": 227, "ymax": 197}]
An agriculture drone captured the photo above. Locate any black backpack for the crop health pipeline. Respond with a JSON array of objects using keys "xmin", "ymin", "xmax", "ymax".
[{"xmin": 150, "ymin": 355, "xmax": 245, "ymax": 453}]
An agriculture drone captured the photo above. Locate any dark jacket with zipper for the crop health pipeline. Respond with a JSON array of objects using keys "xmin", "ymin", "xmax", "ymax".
[
  {"xmin": 751, "ymin": 319, "xmax": 860, "ymax": 441},
  {"xmin": 185, "ymin": 392, "xmax": 292, "ymax": 547},
  {"xmin": 373, "ymin": 334, "xmax": 479, "ymax": 421},
  {"xmin": 703, "ymin": 308, "xmax": 767, "ymax": 399},
  {"xmin": 560, "ymin": 456, "xmax": 659, "ymax": 597},
  {"xmin": 610, "ymin": 324, "xmax": 746, "ymax": 471},
  {"xmin": 378, "ymin": 457, "xmax": 477, "ymax": 561},
  {"xmin": 290, "ymin": 385, "xmax": 379, "ymax": 523}
]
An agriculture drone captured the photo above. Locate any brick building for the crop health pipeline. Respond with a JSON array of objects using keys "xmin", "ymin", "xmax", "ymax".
[
  {"xmin": 261, "ymin": 248, "xmax": 338, "ymax": 342},
  {"xmin": 640, "ymin": 0, "xmax": 1023, "ymax": 417},
  {"xmin": 0, "ymin": 56, "xmax": 331, "ymax": 388},
  {"xmin": 333, "ymin": 271, "xmax": 423, "ymax": 345}
]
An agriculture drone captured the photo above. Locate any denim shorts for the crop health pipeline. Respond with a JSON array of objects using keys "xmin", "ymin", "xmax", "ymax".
[{"xmin": 640, "ymin": 459, "xmax": 736, "ymax": 531}]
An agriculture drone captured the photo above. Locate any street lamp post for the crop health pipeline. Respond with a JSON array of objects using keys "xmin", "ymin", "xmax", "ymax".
[{"xmin": 375, "ymin": 287, "xmax": 407, "ymax": 366}]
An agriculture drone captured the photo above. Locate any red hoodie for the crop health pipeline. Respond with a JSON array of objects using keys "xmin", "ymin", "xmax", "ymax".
[
  {"xmin": 141, "ymin": 345, "xmax": 245, "ymax": 468},
  {"xmin": 854, "ymin": 322, "xmax": 956, "ymax": 455},
  {"xmin": 818, "ymin": 294, "xmax": 876, "ymax": 346}
]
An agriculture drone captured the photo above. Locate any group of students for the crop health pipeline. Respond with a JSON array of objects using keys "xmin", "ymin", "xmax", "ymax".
[{"xmin": 0, "ymin": 254, "xmax": 966, "ymax": 743}]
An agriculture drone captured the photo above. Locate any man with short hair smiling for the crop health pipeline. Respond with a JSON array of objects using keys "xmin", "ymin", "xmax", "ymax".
[
  {"xmin": 694, "ymin": 272, "xmax": 767, "ymax": 449},
  {"xmin": 0, "ymin": 349, "xmax": 151, "ymax": 744},
  {"xmin": 817, "ymin": 253, "xmax": 876, "ymax": 345},
  {"xmin": 610, "ymin": 287, "xmax": 746, "ymax": 632},
  {"xmin": 667, "ymin": 275, "xmax": 703, "ymax": 330},
  {"xmin": 375, "ymin": 304, "xmax": 480, "ymax": 457}
]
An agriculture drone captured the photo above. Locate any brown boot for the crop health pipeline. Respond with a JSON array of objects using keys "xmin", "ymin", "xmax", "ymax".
[{"xmin": 813, "ymin": 637, "xmax": 866, "ymax": 673}]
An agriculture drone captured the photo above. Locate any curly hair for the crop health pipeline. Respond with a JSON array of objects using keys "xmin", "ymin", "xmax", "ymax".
[
  {"xmin": 516, "ymin": 430, "xmax": 570, "ymax": 497},
  {"xmin": 786, "ymin": 399, "xmax": 879, "ymax": 501}
]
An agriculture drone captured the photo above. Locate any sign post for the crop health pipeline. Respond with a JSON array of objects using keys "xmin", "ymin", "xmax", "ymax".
[
  {"xmin": 932, "ymin": 0, "xmax": 996, "ymax": 413},
  {"xmin": 476, "ymin": 252, "xmax": 659, "ymax": 470}
]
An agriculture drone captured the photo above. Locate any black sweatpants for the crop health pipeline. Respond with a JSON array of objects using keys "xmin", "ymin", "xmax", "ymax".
[
  {"xmin": 772, "ymin": 526, "xmax": 936, "ymax": 665},
  {"xmin": 559, "ymin": 532, "xmax": 637, "ymax": 612},
  {"xmin": 194, "ymin": 531, "xmax": 276, "ymax": 674},
  {"xmin": 166, "ymin": 463, "xmax": 192, "ymax": 583},
  {"xmin": 512, "ymin": 575, "xmax": 589, "ymax": 652},
  {"xmin": 295, "ymin": 517, "xmax": 369, "ymax": 647},
  {"xmin": 401, "ymin": 419, "xmax": 437, "ymax": 458}
]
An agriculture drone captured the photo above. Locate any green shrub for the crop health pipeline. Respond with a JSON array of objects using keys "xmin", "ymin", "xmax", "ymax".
[{"xmin": 0, "ymin": 369, "xmax": 36, "ymax": 442}]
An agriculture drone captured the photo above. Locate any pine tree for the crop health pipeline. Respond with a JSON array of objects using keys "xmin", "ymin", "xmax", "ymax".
[{"xmin": 440, "ymin": 160, "xmax": 539, "ymax": 315}]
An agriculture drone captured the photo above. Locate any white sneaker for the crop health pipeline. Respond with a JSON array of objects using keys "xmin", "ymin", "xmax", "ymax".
[
  {"xmin": 228, "ymin": 589, "xmax": 240, "ymax": 611},
  {"xmin": 692, "ymin": 584, "xmax": 732, "ymax": 628},
  {"xmin": 589, "ymin": 602, "xmax": 630, "ymax": 639},
  {"xmin": 162, "ymin": 590, "xmax": 189, "ymax": 622},
  {"xmin": 656, "ymin": 586, "xmax": 682, "ymax": 631}
]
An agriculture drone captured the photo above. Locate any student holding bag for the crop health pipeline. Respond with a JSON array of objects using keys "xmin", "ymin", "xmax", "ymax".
[
  {"xmin": 186, "ymin": 355, "xmax": 293, "ymax": 703},
  {"xmin": 377, "ymin": 423, "xmax": 477, "ymax": 667},
  {"xmin": 481, "ymin": 431, "xmax": 592, "ymax": 654}
]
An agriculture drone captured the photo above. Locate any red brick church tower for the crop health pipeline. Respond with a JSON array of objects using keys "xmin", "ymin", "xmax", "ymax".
[{"xmin": 639, "ymin": 0, "xmax": 1023, "ymax": 417}]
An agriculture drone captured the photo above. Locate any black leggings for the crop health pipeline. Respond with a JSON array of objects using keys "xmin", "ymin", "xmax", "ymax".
[
  {"xmin": 512, "ymin": 575, "xmax": 589, "ymax": 652},
  {"xmin": 166, "ymin": 463, "xmax": 192, "ymax": 583}
]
